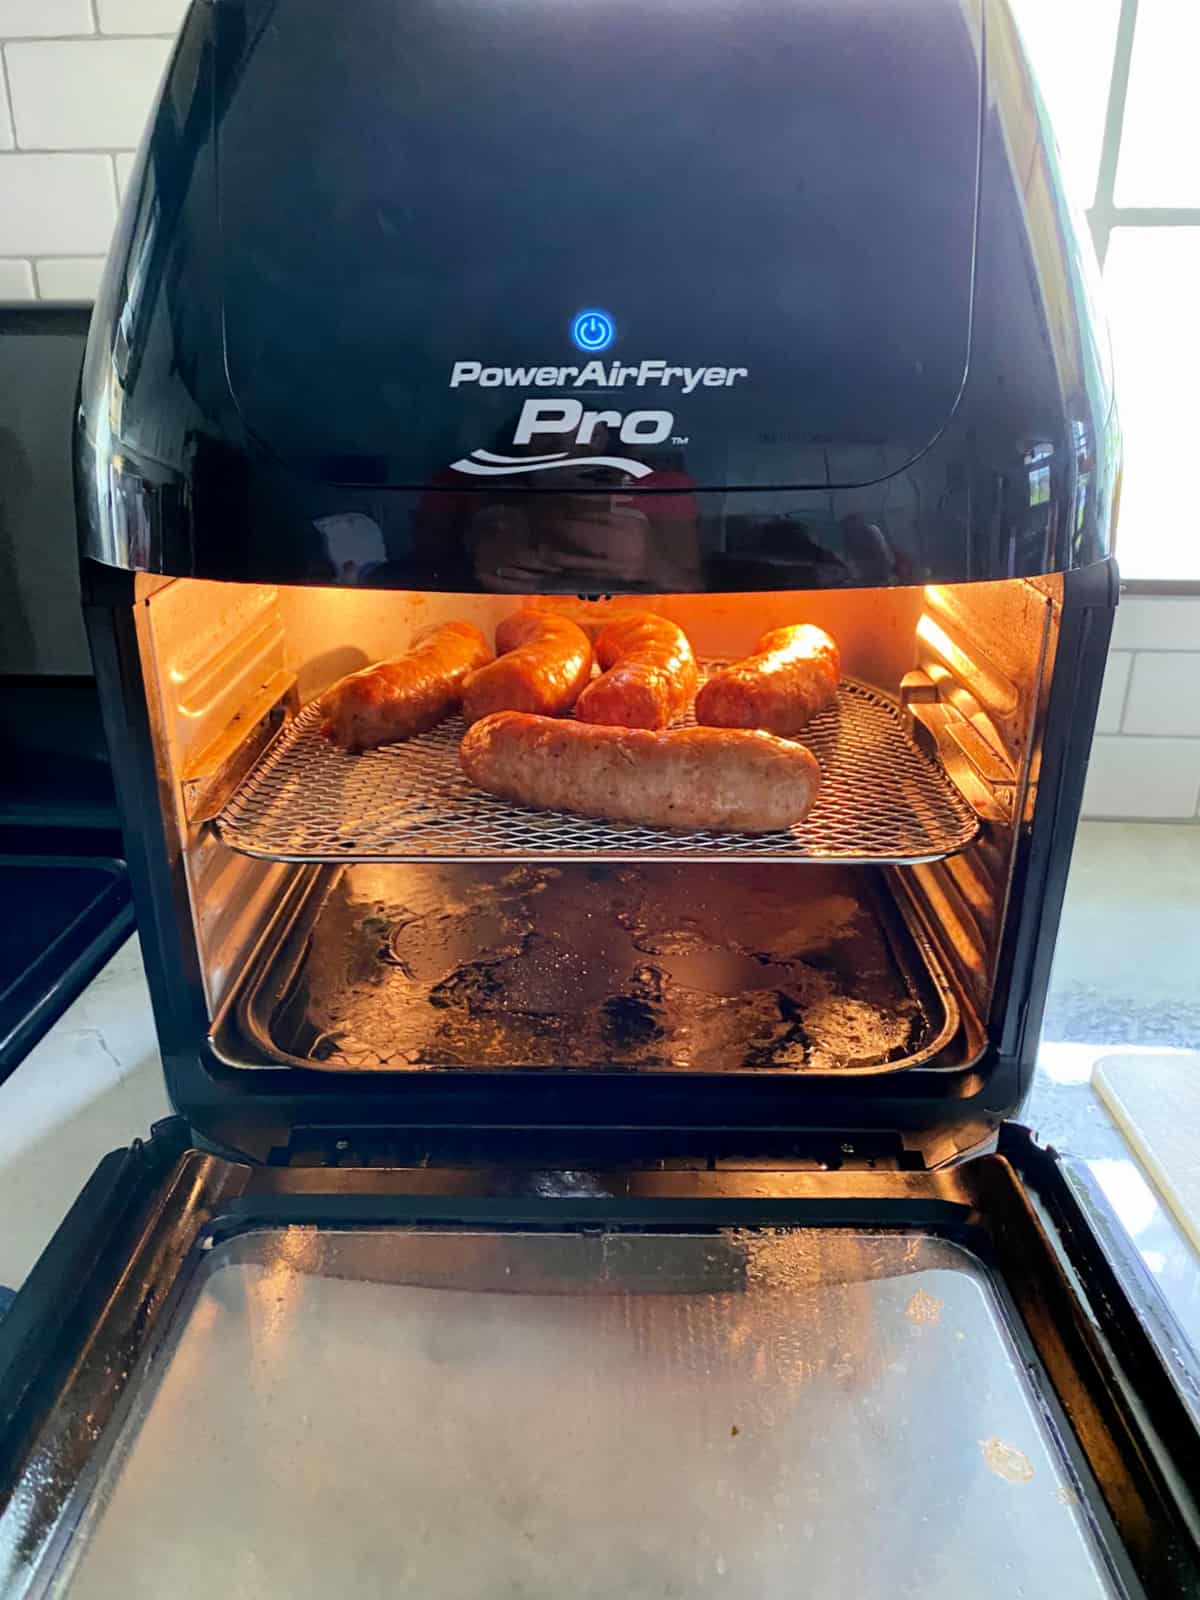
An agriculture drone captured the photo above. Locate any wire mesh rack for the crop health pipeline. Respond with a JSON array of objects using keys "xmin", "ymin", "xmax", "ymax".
[{"xmin": 214, "ymin": 676, "xmax": 979, "ymax": 866}]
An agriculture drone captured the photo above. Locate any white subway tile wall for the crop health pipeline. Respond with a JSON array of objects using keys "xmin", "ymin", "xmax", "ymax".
[
  {"xmin": 0, "ymin": 256, "xmax": 33, "ymax": 298},
  {"xmin": 33, "ymin": 255, "xmax": 105, "ymax": 299},
  {"xmin": 1094, "ymin": 649, "xmax": 1132, "ymax": 736},
  {"xmin": 97, "ymin": 0, "xmax": 189, "ymax": 31},
  {"xmin": 1, "ymin": 4, "xmax": 1196, "ymax": 822},
  {"xmin": 0, "ymin": 152, "xmax": 116, "ymax": 254},
  {"xmin": 114, "ymin": 149, "xmax": 137, "ymax": 198},
  {"xmin": 1084, "ymin": 736, "xmax": 1200, "ymax": 822},
  {"xmin": 1126, "ymin": 643, "xmax": 1200, "ymax": 736},
  {"xmin": 0, "ymin": 2, "xmax": 94, "ymax": 37},
  {"xmin": 0, "ymin": 1, "xmax": 180, "ymax": 300},
  {"xmin": 6, "ymin": 38, "xmax": 172, "ymax": 149},
  {"xmin": 1123, "ymin": 652, "xmax": 1200, "ymax": 739},
  {"xmin": 0, "ymin": 60, "xmax": 13, "ymax": 150},
  {"xmin": 1111, "ymin": 594, "xmax": 1200, "ymax": 652},
  {"xmin": 1083, "ymin": 597, "xmax": 1200, "ymax": 821}
]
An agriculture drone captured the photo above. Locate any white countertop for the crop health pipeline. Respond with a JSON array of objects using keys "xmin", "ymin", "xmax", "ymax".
[{"xmin": 0, "ymin": 934, "xmax": 169, "ymax": 1289}]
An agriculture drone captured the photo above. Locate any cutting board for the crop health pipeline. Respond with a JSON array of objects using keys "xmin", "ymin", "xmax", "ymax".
[{"xmin": 1094, "ymin": 1051, "xmax": 1200, "ymax": 1254}]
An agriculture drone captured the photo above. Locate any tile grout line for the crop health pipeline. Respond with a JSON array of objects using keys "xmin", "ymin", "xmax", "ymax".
[
  {"xmin": 0, "ymin": 34, "xmax": 179, "ymax": 43},
  {"xmin": 0, "ymin": 252, "xmax": 107, "ymax": 260},
  {"xmin": 0, "ymin": 147, "xmax": 140, "ymax": 155},
  {"xmin": 1117, "ymin": 649, "xmax": 1137, "ymax": 733},
  {"xmin": 1084, "ymin": 813, "xmax": 1200, "ymax": 824},
  {"xmin": 0, "ymin": 256, "xmax": 34, "ymax": 297},
  {"xmin": 0, "ymin": 45, "xmax": 17, "ymax": 149}
]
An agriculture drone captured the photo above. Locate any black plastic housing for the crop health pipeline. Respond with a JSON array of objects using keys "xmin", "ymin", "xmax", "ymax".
[{"xmin": 76, "ymin": 0, "xmax": 1117, "ymax": 594}]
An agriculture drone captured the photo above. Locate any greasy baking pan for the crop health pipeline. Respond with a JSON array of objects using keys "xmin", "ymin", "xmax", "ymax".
[
  {"xmin": 212, "ymin": 861, "xmax": 962, "ymax": 1075},
  {"xmin": 1, "ymin": 1125, "xmax": 1197, "ymax": 1598}
]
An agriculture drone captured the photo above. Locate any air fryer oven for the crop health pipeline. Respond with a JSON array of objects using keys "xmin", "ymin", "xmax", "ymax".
[
  {"xmin": 4, "ymin": 0, "xmax": 1199, "ymax": 1596},
  {"xmin": 72, "ymin": 0, "xmax": 1120, "ymax": 1180}
]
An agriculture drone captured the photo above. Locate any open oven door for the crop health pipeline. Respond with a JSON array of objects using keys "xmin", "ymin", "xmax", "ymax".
[{"xmin": 2, "ymin": 1120, "xmax": 1198, "ymax": 1599}]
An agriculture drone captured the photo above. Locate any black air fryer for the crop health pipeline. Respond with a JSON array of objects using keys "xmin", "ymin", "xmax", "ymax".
[{"xmin": 2, "ymin": 2, "xmax": 1197, "ymax": 1594}]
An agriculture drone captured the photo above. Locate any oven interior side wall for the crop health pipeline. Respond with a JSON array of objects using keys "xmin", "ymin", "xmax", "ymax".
[
  {"xmin": 135, "ymin": 578, "xmax": 297, "ymax": 1019},
  {"xmin": 132, "ymin": 574, "xmax": 1061, "ymax": 1082},
  {"xmin": 903, "ymin": 579, "xmax": 1058, "ymax": 1020}
]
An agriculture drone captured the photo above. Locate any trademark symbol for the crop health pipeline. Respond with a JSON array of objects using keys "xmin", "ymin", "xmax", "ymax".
[{"xmin": 671, "ymin": 435, "xmax": 690, "ymax": 446}]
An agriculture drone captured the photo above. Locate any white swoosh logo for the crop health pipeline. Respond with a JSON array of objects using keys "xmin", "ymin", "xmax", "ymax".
[
  {"xmin": 450, "ymin": 451, "xmax": 654, "ymax": 479},
  {"xmin": 472, "ymin": 449, "xmax": 569, "ymax": 464}
]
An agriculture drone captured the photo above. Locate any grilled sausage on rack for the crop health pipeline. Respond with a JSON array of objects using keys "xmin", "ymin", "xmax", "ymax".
[
  {"xmin": 460, "ymin": 712, "xmax": 821, "ymax": 834},
  {"xmin": 695, "ymin": 624, "xmax": 840, "ymax": 737},
  {"xmin": 574, "ymin": 611, "xmax": 698, "ymax": 730},
  {"xmin": 320, "ymin": 621, "xmax": 492, "ymax": 752},
  {"xmin": 461, "ymin": 611, "xmax": 593, "ymax": 726}
]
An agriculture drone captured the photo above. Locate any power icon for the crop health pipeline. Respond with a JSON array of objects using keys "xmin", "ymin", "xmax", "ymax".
[{"xmin": 571, "ymin": 309, "xmax": 615, "ymax": 352}]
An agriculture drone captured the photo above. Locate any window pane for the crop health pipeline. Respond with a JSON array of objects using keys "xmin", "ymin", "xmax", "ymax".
[
  {"xmin": 1009, "ymin": 0, "xmax": 1121, "ymax": 208},
  {"xmin": 1115, "ymin": 0, "xmax": 1200, "ymax": 205},
  {"xmin": 1103, "ymin": 228, "xmax": 1200, "ymax": 579}
]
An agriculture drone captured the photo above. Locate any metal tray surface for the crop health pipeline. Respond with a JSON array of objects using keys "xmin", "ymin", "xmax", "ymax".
[
  {"xmin": 214, "ymin": 678, "xmax": 980, "ymax": 865},
  {"xmin": 51, "ymin": 1227, "xmax": 1121, "ymax": 1599},
  {"xmin": 218, "ymin": 862, "xmax": 959, "ymax": 1073}
]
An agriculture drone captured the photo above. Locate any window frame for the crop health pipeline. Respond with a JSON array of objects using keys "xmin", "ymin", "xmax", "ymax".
[{"xmin": 1085, "ymin": 0, "xmax": 1200, "ymax": 594}]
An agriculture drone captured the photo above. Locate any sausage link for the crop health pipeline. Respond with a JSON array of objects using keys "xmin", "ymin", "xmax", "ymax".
[
  {"xmin": 574, "ymin": 611, "xmax": 698, "ymax": 729},
  {"xmin": 461, "ymin": 612, "xmax": 593, "ymax": 726},
  {"xmin": 695, "ymin": 624, "xmax": 840, "ymax": 737},
  {"xmin": 320, "ymin": 621, "xmax": 491, "ymax": 752},
  {"xmin": 460, "ymin": 712, "xmax": 821, "ymax": 833}
]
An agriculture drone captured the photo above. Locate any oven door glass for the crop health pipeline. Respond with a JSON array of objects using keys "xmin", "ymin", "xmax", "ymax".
[{"xmin": 0, "ymin": 1133, "xmax": 1195, "ymax": 1598}]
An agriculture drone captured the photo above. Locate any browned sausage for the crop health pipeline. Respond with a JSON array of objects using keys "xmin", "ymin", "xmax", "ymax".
[
  {"xmin": 320, "ymin": 622, "xmax": 492, "ymax": 752},
  {"xmin": 460, "ymin": 712, "xmax": 821, "ymax": 833},
  {"xmin": 461, "ymin": 611, "xmax": 593, "ymax": 726},
  {"xmin": 695, "ymin": 624, "xmax": 840, "ymax": 737},
  {"xmin": 574, "ymin": 611, "xmax": 698, "ymax": 730}
]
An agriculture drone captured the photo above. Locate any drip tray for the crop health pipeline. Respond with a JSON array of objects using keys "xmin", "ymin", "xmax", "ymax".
[
  {"xmin": 54, "ymin": 1228, "xmax": 1120, "ymax": 1599},
  {"xmin": 215, "ymin": 863, "xmax": 959, "ymax": 1073}
]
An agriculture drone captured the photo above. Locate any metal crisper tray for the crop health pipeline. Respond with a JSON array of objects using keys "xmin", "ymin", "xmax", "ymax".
[{"xmin": 214, "ymin": 677, "xmax": 980, "ymax": 866}]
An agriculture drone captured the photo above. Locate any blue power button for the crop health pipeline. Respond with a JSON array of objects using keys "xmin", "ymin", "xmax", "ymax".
[{"xmin": 571, "ymin": 309, "xmax": 615, "ymax": 352}]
